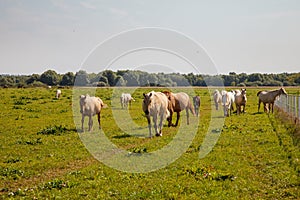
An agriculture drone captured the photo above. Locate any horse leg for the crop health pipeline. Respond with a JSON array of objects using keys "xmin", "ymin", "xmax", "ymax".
[
  {"xmin": 158, "ymin": 114, "xmax": 163, "ymax": 136},
  {"xmin": 97, "ymin": 112, "xmax": 101, "ymax": 129},
  {"xmin": 146, "ymin": 115, "xmax": 152, "ymax": 138},
  {"xmin": 81, "ymin": 115, "xmax": 85, "ymax": 132},
  {"xmin": 167, "ymin": 111, "xmax": 173, "ymax": 127},
  {"xmin": 174, "ymin": 112, "xmax": 180, "ymax": 127},
  {"xmin": 186, "ymin": 108, "xmax": 189, "ymax": 125},
  {"xmin": 88, "ymin": 116, "xmax": 93, "ymax": 132},
  {"xmin": 271, "ymin": 103, "xmax": 274, "ymax": 113},
  {"xmin": 258, "ymin": 100, "xmax": 261, "ymax": 112},
  {"xmin": 153, "ymin": 114, "xmax": 160, "ymax": 136}
]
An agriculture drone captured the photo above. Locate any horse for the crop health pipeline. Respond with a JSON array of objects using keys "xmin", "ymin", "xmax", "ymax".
[
  {"xmin": 257, "ymin": 87, "xmax": 287, "ymax": 113},
  {"xmin": 162, "ymin": 91, "xmax": 195, "ymax": 127},
  {"xmin": 56, "ymin": 89, "xmax": 61, "ymax": 99},
  {"xmin": 213, "ymin": 90, "xmax": 222, "ymax": 110},
  {"xmin": 193, "ymin": 96, "xmax": 201, "ymax": 117},
  {"xmin": 142, "ymin": 91, "xmax": 170, "ymax": 137},
  {"xmin": 221, "ymin": 90, "xmax": 235, "ymax": 117},
  {"xmin": 79, "ymin": 94, "xmax": 106, "ymax": 132},
  {"xmin": 235, "ymin": 88, "xmax": 247, "ymax": 114},
  {"xmin": 120, "ymin": 93, "xmax": 135, "ymax": 109}
]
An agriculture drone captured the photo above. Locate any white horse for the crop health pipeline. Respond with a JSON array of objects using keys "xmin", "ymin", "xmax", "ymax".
[
  {"xmin": 221, "ymin": 90, "xmax": 235, "ymax": 117},
  {"xmin": 142, "ymin": 91, "xmax": 170, "ymax": 138},
  {"xmin": 79, "ymin": 94, "xmax": 106, "ymax": 132},
  {"xmin": 213, "ymin": 90, "xmax": 222, "ymax": 110},
  {"xmin": 120, "ymin": 93, "xmax": 135, "ymax": 109},
  {"xmin": 56, "ymin": 89, "xmax": 61, "ymax": 99}
]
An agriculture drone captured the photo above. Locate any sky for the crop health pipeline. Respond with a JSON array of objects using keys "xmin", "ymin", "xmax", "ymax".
[{"xmin": 0, "ymin": 0, "xmax": 299, "ymax": 75}]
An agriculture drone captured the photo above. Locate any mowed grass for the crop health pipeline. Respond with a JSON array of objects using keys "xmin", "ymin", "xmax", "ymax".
[{"xmin": 0, "ymin": 87, "xmax": 299, "ymax": 199}]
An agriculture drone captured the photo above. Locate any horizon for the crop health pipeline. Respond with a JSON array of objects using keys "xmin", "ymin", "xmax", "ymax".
[{"xmin": 1, "ymin": 68, "xmax": 299, "ymax": 76}]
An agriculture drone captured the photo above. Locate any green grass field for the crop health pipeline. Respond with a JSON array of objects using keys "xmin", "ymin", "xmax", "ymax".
[{"xmin": 0, "ymin": 87, "xmax": 299, "ymax": 199}]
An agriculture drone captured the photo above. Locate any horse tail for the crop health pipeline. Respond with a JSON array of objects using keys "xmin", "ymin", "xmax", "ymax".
[
  {"xmin": 189, "ymin": 101, "xmax": 196, "ymax": 116},
  {"xmin": 257, "ymin": 91, "xmax": 262, "ymax": 96}
]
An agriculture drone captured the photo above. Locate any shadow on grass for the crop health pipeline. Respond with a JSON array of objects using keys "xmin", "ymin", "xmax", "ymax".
[
  {"xmin": 252, "ymin": 112, "xmax": 264, "ymax": 115},
  {"xmin": 112, "ymin": 133, "xmax": 132, "ymax": 139}
]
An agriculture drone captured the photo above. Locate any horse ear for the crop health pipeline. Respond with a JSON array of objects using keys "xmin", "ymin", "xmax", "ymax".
[
  {"xmin": 149, "ymin": 92, "xmax": 152, "ymax": 97},
  {"xmin": 143, "ymin": 93, "xmax": 146, "ymax": 97}
]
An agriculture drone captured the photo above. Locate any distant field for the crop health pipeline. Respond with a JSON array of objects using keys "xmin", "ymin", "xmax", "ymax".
[{"xmin": 0, "ymin": 87, "xmax": 299, "ymax": 199}]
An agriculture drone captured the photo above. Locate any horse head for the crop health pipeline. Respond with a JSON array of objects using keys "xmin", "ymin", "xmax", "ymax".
[
  {"xmin": 142, "ymin": 92, "xmax": 152, "ymax": 115},
  {"xmin": 241, "ymin": 88, "xmax": 247, "ymax": 101},
  {"xmin": 280, "ymin": 87, "xmax": 287, "ymax": 96}
]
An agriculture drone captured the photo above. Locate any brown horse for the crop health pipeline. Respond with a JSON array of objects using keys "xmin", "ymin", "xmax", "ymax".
[
  {"xmin": 257, "ymin": 87, "xmax": 287, "ymax": 113},
  {"xmin": 162, "ymin": 91, "xmax": 195, "ymax": 127}
]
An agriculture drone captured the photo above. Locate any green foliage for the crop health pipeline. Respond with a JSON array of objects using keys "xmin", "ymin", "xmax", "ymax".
[
  {"xmin": 60, "ymin": 72, "xmax": 75, "ymax": 86},
  {"xmin": 0, "ymin": 167, "xmax": 24, "ymax": 180},
  {"xmin": 37, "ymin": 125, "xmax": 68, "ymax": 135},
  {"xmin": 40, "ymin": 70, "xmax": 61, "ymax": 86},
  {"xmin": 40, "ymin": 179, "xmax": 75, "ymax": 190},
  {"xmin": 1, "ymin": 70, "xmax": 300, "ymax": 87}
]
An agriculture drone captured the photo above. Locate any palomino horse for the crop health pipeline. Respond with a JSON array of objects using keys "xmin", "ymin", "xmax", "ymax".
[
  {"xmin": 235, "ymin": 89, "xmax": 247, "ymax": 114},
  {"xmin": 79, "ymin": 94, "xmax": 106, "ymax": 132},
  {"xmin": 142, "ymin": 91, "xmax": 170, "ymax": 137},
  {"xmin": 193, "ymin": 96, "xmax": 201, "ymax": 117},
  {"xmin": 213, "ymin": 90, "xmax": 222, "ymax": 110},
  {"xmin": 257, "ymin": 87, "xmax": 287, "ymax": 113},
  {"xmin": 162, "ymin": 91, "xmax": 195, "ymax": 127}
]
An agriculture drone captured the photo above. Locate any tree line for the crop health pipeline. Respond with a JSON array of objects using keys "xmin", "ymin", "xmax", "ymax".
[{"xmin": 1, "ymin": 69, "xmax": 300, "ymax": 88}]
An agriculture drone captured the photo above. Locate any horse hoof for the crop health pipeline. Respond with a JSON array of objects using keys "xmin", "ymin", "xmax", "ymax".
[{"xmin": 156, "ymin": 133, "xmax": 162, "ymax": 137}]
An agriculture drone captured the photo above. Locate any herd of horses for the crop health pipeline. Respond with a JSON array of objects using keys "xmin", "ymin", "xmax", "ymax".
[{"xmin": 79, "ymin": 87, "xmax": 288, "ymax": 137}]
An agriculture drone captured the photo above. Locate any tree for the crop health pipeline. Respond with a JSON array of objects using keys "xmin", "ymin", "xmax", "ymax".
[
  {"xmin": 61, "ymin": 72, "xmax": 75, "ymax": 86},
  {"xmin": 102, "ymin": 70, "xmax": 117, "ymax": 86},
  {"xmin": 26, "ymin": 74, "xmax": 40, "ymax": 85},
  {"xmin": 40, "ymin": 70, "xmax": 60, "ymax": 86},
  {"xmin": 74, "ymin": 70, "xmax": 89, "ymax": 86}
]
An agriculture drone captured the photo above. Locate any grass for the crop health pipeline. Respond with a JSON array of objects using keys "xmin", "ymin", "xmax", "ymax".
[{"xmin": 0, "ymin": 87, "xmax": 299, "ymax": 199}]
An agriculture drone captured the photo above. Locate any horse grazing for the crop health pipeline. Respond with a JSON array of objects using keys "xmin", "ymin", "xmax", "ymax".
[
  {"xmin": 162, "ymin": 91, "xmax": 195, "ymax": 127},
  {"xmin": 79, "ymin": 94, "xmax": 106, "ymax": 132},
  {"xmin": 235, "ymin": 89, "xmax": 247, "ymax": 114},
  {"xmin": 56, "ymin": 89, "xmax": 62, "ymax": 99},
  {"xmin": 193, "ymin": 96, "xmax": 201, "ymax": 117},
  {"xmin": 213, "ymin": 90, "xmax": 222, "ymax": 110},
  {"xmin": 221, "ymin": 90, "xmax": 235, "ymax": 117},
  {"xmin": 257, "ymin": 87, "xmax": 287, "ymax": 113},
  {"xmin": 120, "ymin": 93, "xmax": 135, "ymax": 109},
  {"xmin": 142, "ymin": 91, "xmax": 170, "ymax": 137}
]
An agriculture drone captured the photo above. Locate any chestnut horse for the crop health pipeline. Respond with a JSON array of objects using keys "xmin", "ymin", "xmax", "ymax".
[{"xmin": 162, "ymin": 91, "xmax": 195, "ymax": 127}]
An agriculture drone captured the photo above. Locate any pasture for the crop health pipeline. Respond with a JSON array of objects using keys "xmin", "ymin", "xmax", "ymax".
[{"xmin": 0, "ymin": 87, "xmax": 299, "ymax": 199}]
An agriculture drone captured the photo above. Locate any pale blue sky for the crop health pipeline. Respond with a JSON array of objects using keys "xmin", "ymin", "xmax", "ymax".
[{"xmin": 0, "ymin": 0, "xmax": 299, "ymax": 75}]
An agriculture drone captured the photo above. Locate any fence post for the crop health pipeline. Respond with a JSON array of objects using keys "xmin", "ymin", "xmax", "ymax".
[
  {"xmin": 298, "ymin": 96, "xmax": 300, "ymax": 119},
  {"xmin": 293, "ymin": 96, "xmax": 297, "ymax": 118}
]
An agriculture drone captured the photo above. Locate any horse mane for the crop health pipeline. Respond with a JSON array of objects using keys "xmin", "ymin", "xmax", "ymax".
[{"xmin": 257, "ymin": 91, "xmax": 262, "ymax": 96}]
